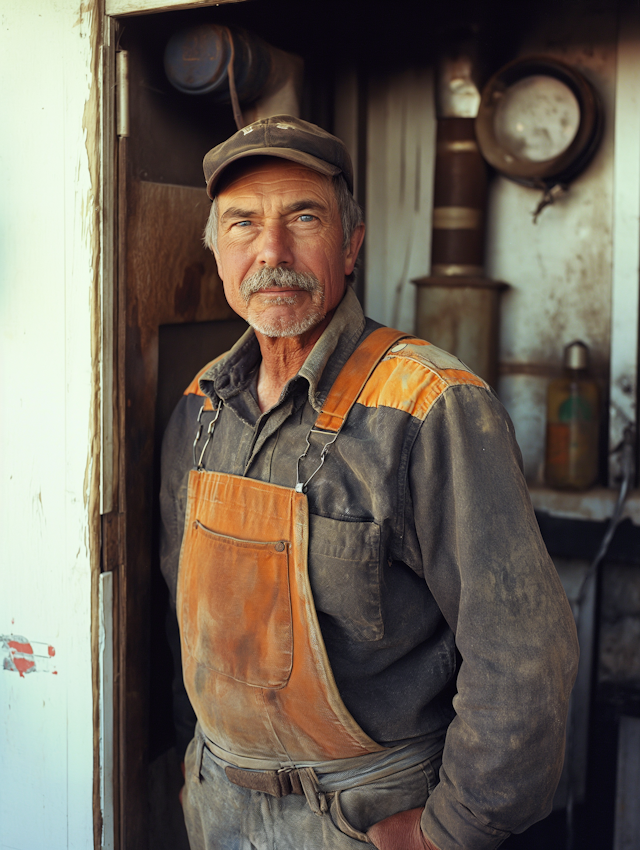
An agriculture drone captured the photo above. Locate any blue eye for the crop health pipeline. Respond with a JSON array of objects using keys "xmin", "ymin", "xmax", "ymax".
[
  {"xmin": 299, "ymin": 214, "xmax": 315, "ymax": 222},
  {"xmin": 235, "ymin": 220, "xmax": 251, "ymax": 227}
]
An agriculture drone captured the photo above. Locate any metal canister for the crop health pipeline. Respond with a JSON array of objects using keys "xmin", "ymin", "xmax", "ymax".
[{"xmin": 164, "ymin": 24, "xmax": 272, "ymax": 105}]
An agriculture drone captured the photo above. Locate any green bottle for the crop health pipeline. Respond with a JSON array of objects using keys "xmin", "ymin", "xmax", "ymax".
[{"xmin": 545, "ymin": 341, "xmax": 599, "ymax": 490}]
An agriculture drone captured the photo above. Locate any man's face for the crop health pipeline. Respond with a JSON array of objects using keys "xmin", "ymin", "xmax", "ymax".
[{"xmin": 213, "ymin": 159, "xmax": 363, "ymax": 338}]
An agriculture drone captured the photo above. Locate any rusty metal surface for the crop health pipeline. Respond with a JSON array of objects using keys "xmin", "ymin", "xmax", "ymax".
[
  {"xmin": 432, "ymin": 207, "xmax": 482, "ymax": 229},
  {"xmin": 435, "ymin": 32, "xmax": 483, "ymax": 119},
  {"xmin": 476, "ymin": 55, "xmax": 603, "ymax": 186},
  {"xmin": 413, "ymin": 275, "xmax": 507, "ymax": 290},
  {"xmin": 415, "ymin": 282, "xmax": 503, "ymax": 387},
  {"xmin": 164, "ymin": 24, "xmax": 271, "ymax": 104},
  {"xmin": 431, "ymin": 228, "xmax": 486, "ymax": 268},
  {"xmin": 433, "ymin": 119, "xmax": 487, "ymax": 207},
  {"xmin": 430, "ymin": 263, "xmax": 484, "ymax": 277},
  {"xmin": 431, "ymin": 118, "xmax": 488, "ymax": 271}
]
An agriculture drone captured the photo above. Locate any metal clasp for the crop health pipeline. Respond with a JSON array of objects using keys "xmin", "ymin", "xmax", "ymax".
[
  {"xmin": 192, "ymin": 400, "xmax": 223, "ymax": 470},
  {"xmin": 295, "ymin": 428, "xmax": 338, "ymax": 493}
]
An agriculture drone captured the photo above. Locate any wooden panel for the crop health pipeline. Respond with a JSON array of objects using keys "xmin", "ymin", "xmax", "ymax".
[
  {"xmin": 107, "ymin": 0, "xmax": 247, "ymax": 16},
  {"xmin": 126, "ymin": 180, "xmax": 233, "ymax": 334},
  {"xmin": 119, "ymin": 179, "xmax": 235, "ymax": 849}
]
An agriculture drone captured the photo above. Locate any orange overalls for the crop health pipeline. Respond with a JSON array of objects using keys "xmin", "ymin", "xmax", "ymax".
[{"xmin": 177, "ymin": 328, "xmax": 407, "ymax": 765}]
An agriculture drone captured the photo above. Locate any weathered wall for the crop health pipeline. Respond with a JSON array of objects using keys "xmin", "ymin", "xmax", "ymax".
[
  {"xmin": 0, "ymin": 2, "xmax": 98, "ymax": 847},
  {"xmin": 488, "ymin": 0, "xmax": 617, "ymax": 482},
  {"xmin": 365, "ymin": 0, "xmax": 619, "ymax": 483}
]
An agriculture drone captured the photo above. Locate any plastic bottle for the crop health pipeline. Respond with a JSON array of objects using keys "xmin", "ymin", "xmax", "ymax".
[{"xmin": 545, "ymin": 340, "xmax": 599, "ymax": 490}]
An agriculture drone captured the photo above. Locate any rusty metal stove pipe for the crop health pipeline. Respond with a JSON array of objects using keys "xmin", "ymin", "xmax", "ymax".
[
  {"xmin": 413, "ymin": 44, "xmax": 507, "ymax": 388},
  {"xmin": 431, "ymin": 117, "xmax": 486, "ymax": 277}
]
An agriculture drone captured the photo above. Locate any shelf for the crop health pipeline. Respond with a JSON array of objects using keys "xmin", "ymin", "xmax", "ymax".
[{"xmin": 529, "ymin": 486, "xmax": 640, "ymax": 527}]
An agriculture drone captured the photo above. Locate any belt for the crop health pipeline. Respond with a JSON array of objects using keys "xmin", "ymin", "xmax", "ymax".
[
  {"xmin": 212, "ymin": 732, "xmax": 444, "ymax": 815},
  {"xmin": 224, "ymin": 764, "xmax": 332, "ymax": 815},
  {"xmin": 225, "ymin": 765, "xmax": 307, "ymax": 798}
]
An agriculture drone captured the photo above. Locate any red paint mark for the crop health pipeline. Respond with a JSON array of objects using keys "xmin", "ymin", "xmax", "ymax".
[
  {"xmin": 13, "ymin": 657, "xmax": 35, "ymax": 678},
  {"xmin": 52, "ymin": 671, "xmax": 58, "ymax": 675},
  {"xmin": 2, "ymin": 634, "xmax": 57, "ymax": 676},
  {"xmin": 9, "ymin": 640, "xmax": 33, "ymax": 655}
]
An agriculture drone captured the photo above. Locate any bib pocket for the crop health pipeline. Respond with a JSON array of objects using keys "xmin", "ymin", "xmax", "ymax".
[
  {"xmin": 308, "ymin": 515, "xmax": 383, "ymax": 642},
  {"xmin": 179, "ymin": 519, "xmax": 293, "ymax": 688}
]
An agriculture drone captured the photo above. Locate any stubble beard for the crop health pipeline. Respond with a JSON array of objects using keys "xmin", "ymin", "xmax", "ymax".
[{"xmin": 239, "ymin": 267, "xmax": 326, "ymax": 338}]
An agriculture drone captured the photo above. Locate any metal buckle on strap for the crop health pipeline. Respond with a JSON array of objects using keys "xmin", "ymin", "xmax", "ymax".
[
  {"xmin": 192, "ymin": 400, "xmax": 223, "ymax": 470},
  {"xmin": 295, "ymin": 428, "xmax": 339, "ymax": 493},
  {"xmin": 225, "ymin": 765, "xmax": 304, "ymax": 797},
  {"xmin": 294, "ymin": 329, "xmax": 409, "ymax": 494},
  {"xmin": 224, "ymin": 765, "xmax": 329, "ymax": 815}
]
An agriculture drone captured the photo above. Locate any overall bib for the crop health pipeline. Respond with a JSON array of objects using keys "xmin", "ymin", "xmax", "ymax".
[{"xmin": 176, "ymin": 328, "xmax": 407, "ymax": 765}]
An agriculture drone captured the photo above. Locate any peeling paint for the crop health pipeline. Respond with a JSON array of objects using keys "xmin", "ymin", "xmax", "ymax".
[
  {"xmin": 81, "ymin": 0, "xmax": 101, "ymax": 537},
  {"xmin": 79, "ymin": 1, "xmax": 105, "ymax": 845}
]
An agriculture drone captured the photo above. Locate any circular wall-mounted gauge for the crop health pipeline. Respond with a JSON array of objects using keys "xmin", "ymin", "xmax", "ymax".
[
  {"xmin": 475, "ymin": 56, "xmax": 603, "ymax": 187},
  {"xmin": 164, "ymin": 24, "xmax": 272, "ymax": 105}
]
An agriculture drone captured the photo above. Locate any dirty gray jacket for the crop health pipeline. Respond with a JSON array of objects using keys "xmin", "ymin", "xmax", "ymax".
[{"xmin": 160, "ymin": 286, "xmax": 579, "ymax": 850}]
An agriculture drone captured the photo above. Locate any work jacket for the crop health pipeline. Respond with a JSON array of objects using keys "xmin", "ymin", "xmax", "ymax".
[{"xmin": 160, "ymin": 286, "xmax": 579, "ymax": 850}]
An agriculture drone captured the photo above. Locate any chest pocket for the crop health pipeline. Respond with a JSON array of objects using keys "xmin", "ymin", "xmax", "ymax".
[
  {"xmin": 308, "ymin": 515, "xmax": 383, "ymax": 642},
  {"xmin": 179, "ymin": 519, "xmax": 293, "ymax": 689}
]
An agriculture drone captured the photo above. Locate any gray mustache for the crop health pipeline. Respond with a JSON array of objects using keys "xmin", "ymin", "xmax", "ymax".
[{"xmin": 239, "ymin": 268, "xmax": 322, "ymax": 302}]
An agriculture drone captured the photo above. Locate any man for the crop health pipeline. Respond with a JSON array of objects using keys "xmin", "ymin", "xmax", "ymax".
[{"xmin": 160, "ymin": 115, "xmax": 579, "ymax": 850}]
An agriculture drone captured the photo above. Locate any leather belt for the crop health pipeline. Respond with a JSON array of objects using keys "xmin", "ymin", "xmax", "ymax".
[{"xmin": 225, "ymin": 765, "xmax": 305, "ymax": 797}]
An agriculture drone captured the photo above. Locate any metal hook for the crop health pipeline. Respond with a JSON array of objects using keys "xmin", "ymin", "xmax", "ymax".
[
  {"xmin": 192, "ymin": 404, "xmax": 206, "ymax": 468},
  {"xmin": 193, "ymin": 400, "xmax": 223, "ymax": 470},
  {"xmin": 295, "ymin": 428, "xmax": 338, "ymax": 493}
]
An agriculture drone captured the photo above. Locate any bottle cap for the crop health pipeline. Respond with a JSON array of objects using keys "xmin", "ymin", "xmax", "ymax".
[{"xmin": 564, "ymin": 340, "xmax": 589, "ymax": 370}]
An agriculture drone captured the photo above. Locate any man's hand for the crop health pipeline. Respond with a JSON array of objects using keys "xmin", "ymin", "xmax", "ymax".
[{"xmin": 366, "ymin": 808, "xmax": 440, "ymax": 850}]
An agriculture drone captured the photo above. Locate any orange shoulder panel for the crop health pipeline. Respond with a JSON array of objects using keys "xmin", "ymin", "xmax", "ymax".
[
  {"xmin": 315, "ymin": 328, "xmax": 409, "ymax": 432},
  {"xmin": 356, "ymin": 339, "xmax": 487, "ymax": 421}
]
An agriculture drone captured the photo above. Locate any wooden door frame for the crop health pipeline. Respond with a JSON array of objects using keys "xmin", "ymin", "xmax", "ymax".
[
  {"xmin": 106, "ymin": 0, "xmax": 247, "ymax": 19},
  {"xmin": 101, "ymin": 7, "xmax": 247, "ymax": 846},
  {"xmin": 100, "ymin": 5, "xmax": 369, "ymax": 846}
]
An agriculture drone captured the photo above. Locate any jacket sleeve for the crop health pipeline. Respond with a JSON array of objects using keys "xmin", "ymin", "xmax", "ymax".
[{"xmin": 408, "ymin": 385, "xmax": 579, "ymax": 850}]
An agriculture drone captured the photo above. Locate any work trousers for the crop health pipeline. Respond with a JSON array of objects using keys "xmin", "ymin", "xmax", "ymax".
[{"xmin": 182, "ymin": 734, "xmax": 443, "ymax": 850}]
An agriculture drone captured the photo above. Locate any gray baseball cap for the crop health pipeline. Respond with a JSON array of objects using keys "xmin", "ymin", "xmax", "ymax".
[{"xmin": 203, "ymin": 115, "xmax": 354, "ymax": 199}]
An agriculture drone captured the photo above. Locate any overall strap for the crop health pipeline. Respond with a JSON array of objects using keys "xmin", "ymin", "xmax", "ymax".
[{"xmin": 315, "ymin": 327, "xmax": 410, "ymax": 433}]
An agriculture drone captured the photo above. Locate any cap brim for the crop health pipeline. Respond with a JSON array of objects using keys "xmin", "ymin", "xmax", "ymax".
[{"xmin": 205, "ymin": 147, "xmax": 341, "ymax": 199}]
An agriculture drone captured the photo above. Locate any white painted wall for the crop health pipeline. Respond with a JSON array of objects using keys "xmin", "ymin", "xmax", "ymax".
[
  {"xmin": 365, "ymin": 67, "xmax": 436, "ymax": 335},
  {"xmin": 0, "ymin": 2, "xmax": 98, "ymax": 848}
]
